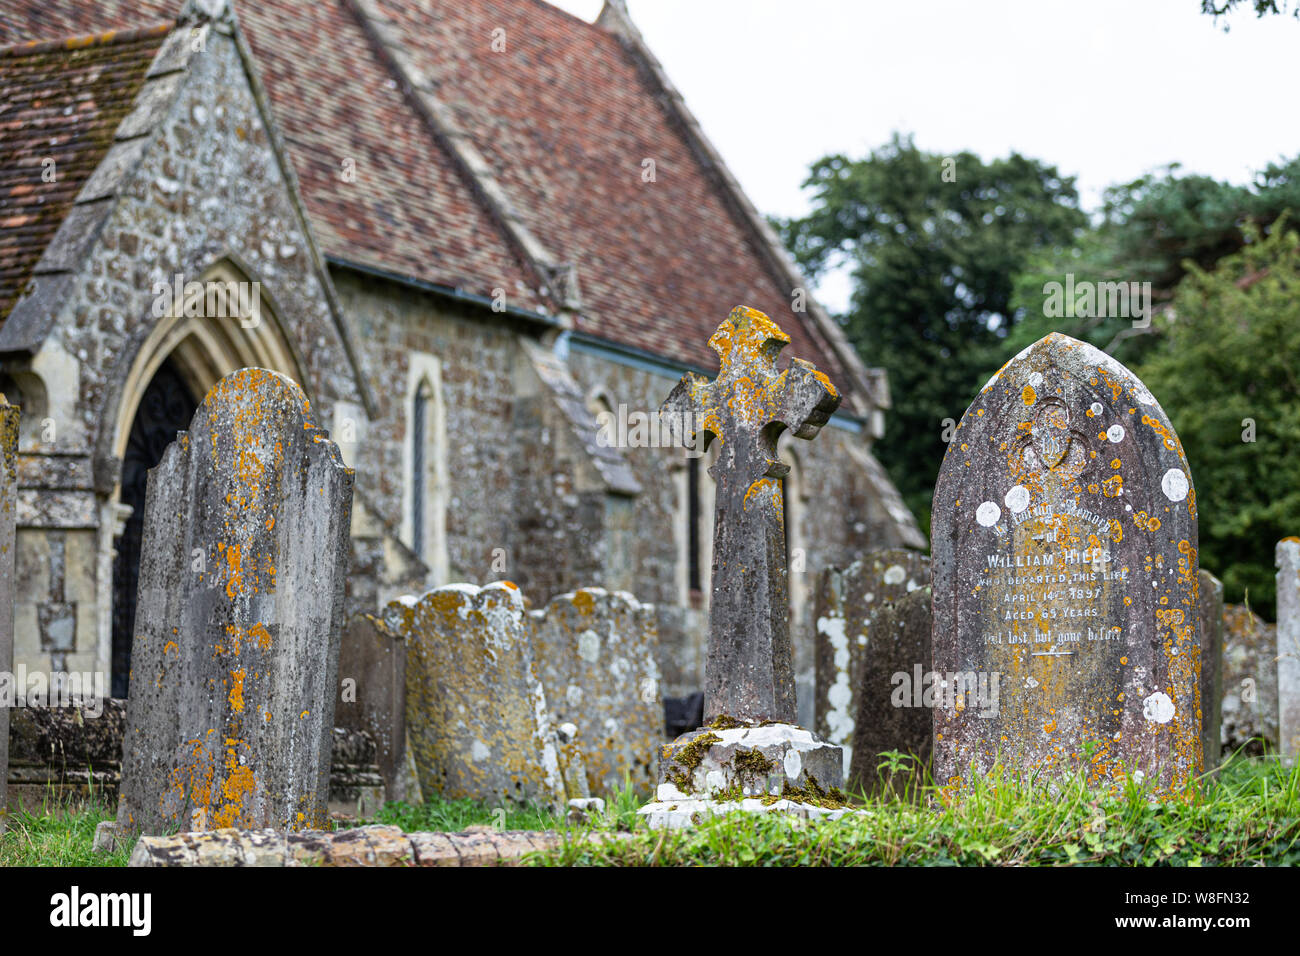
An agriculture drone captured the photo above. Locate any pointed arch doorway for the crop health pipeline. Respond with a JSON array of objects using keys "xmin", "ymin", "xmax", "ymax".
[{"xmin": 106, "ymin": 260, "xmax": 308, "ymax": 697}]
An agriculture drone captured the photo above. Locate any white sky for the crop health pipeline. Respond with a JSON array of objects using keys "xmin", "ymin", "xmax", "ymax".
[{"xmin": 552, "ymin": 0, "xmax": 1300, "ymax": 310}]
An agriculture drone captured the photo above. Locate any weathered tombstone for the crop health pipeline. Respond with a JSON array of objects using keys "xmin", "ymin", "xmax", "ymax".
[
  {"xmin": 1277, "ymin": 538, "xmax": 1300, "ymax": 766},
  {"xmin": 389, "ymin": 581, "xmax": 567, "ymax": 809},
  {"xmin": 639, "ymin": 306, "xmax": 852, "ymax": 828},
  {"xmin": 530, "ymin": 588, "xmax": 662, "ymax": 796},
  {"xmin": 814, "ymin": 548, "xmax": 930, "ymax": 770},
  {"xmin": 847, "ymin": 585, "xmax": 935, "ymax": 794},
  {"xmin": 1220, "ymin": 603, "xmax": 1278, "ymax": 755},
  {"xmin": 0, "ymin": 397, "xmax": 18, "ymax": 832},
  {"xmin": 336, "ymin": 613, "xmax": 419, "ymax": 804},
  {"xmin": 115, "ymin": 368, "xmax": 354, "ymax": 836},
  {"xmin": 933, "ymin": 334, "xmax": 1200, "ymax": 796},
  {"xmin": 1197, "ymin": 569, "xmax": 1224, "ymax": 771}
]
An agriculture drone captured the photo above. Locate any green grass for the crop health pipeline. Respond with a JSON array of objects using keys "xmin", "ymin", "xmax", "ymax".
[
  {"xmin": 531, "ymin": 753, "xmax": 1300, "ymax": 866},
  {"xmin": 4, "ymin": 754, "xmax": 1297, "ymax": 867},
  {"xmin": 0, "ymin": 802, "xmax": 129, "ymax": 867}
]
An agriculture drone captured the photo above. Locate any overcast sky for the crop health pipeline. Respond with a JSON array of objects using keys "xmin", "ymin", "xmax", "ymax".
[{"xmin": 552, "ymin": 0, "xmax": 1299, "ymax": 310}]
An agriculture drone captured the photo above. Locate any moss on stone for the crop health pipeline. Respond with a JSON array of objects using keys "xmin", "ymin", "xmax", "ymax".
[
  {"xmin": 761, "ymin": 774, "xmax": 853, "ymax": 810},
  {"xmin": 733, "ymin": 747, "xmax": 775, "ymax": 777},
  {"xmin": 665, "ymin": 730, "xmax": 722, "ymax": 795}
]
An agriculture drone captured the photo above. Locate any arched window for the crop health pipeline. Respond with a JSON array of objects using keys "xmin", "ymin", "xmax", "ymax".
[
  {"xmin": 411, "ymin": 379, "xmax": 432, "ymax": 560},
  {"xmin": 404, "ymin": 355, "xmax": 448, "ymax": 585}
]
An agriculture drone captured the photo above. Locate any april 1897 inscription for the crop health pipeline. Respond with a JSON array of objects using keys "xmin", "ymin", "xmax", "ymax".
[{"xmin": 932, "ymin": 334, "xmax": 1200, "ymax": 797}]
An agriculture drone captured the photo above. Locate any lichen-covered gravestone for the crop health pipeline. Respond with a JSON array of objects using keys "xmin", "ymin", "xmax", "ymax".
[
  {"xmin": 639, "ymin": 306, "xmax": 852, "ymax": 828},
  {"xmin": 336, "ymin": 613, "xmax": 419, "ymax": 804},
  {"xmin": 0, "ymin": 397, "xmax": 18, "ymax": 834},
  {"xmin": 1197, "ymin": 569, "xmax": 1224, "ymax": 771},
  {"xmin": 388, "ymin": 581, "xmax": 567, "ymax": 809},
  {"xmin": 814, "ymin": 549, "xmax": 930, "ymax": 771},
  {"xmin": 1220, "ymin": 603, "xmax": 1277, "ymax": 755},
  {"xmin": 530, "ymin": 588, "xmax": 662, "ymax": 796},
  {"xmin": 116, "ymin": 369, "xmax": 354, "ymax": 835},
  {"xmin": 847, "ymin": 585, "xmax": 935, "ymax": 794},
  {"xmin": 1277, "ymin": 538, "xmax": 1300, "ymax": 766},
  {"xmin": 933, "ymin": 334, "xmax": 1200, "ymax": 797}
]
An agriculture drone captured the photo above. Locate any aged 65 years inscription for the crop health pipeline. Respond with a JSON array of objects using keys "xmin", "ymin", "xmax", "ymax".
[{"xmin": 932, "ymin": 334, "xmax": 1200, "ymax": 796}]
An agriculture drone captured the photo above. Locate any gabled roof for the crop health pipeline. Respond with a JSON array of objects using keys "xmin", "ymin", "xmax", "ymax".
[
  {"xmin": 0, "ymin": 26, "xmax": 170, "ymax": 324},
  {"xmin": 0, "ymin": 0, "xmax": 880, "ymax": 411}
]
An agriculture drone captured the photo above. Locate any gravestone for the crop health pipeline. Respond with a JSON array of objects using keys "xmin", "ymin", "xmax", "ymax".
[
  {"xmin": 336, "ymin": 613, "xmax": 419, "ymax": 804},
  {"xmin": 115, "ymin": 368, "xmax": 354, "ymax": 835},
  {"xmin": 1278, "ymin": 538, "xmax": 1300, "ymax": 766},
  {"xmin": 530, "ymin": 588, "xmax": 661, "ymax": 796},
  {"xmin": 932, "ymin": 334, "xmax": 1200, "ymax": 796},
  {"xmin": 639, "ymin": 306, "xmax": 853, "ymax": 828},
  {"xmin": 389, "ymin": 581, "xmax": 567, "ymax": 809},
  {"xmin": 661, "ymin": 306, "xmax": 839, "ymax": 725},
  {"xmin": 1220, "ymin": 604, "xmax": 1277, "ymax": 755},
  {"xmin": 1197, "ymin": 569, "xmax": 1224, "ymax": 771},
  {"xmin": 0, "ymin": 397, "xmax": 17, "ymax": 832},
  {"xmin": 847, "ymin": 585, "xmax": 935, "ymax": 794},
  {"xmin": 814, "ymin": 548, "xmax": 930, "ymax": 769}
]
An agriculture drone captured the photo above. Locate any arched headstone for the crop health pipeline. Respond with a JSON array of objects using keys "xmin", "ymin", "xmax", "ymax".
[{"xmin": 932, "ymin": 334, "xmax": 1200, "ymax": 796}]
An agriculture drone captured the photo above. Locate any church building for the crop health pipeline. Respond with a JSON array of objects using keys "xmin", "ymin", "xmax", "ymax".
[{"xmin": 0, "ymin": 0, "xmax": 922, "ymax": 726}]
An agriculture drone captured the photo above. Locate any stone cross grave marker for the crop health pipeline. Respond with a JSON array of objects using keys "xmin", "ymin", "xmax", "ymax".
[
  {"xmin": 641, "ymin": 307, "xmax": 849, "ymax": 829},
  {"xmin": 0, "ymin": 397, "xmax": 17, "ymax": 834},
  {"xmin": 116, "ymin": 368, "xmax": 354, "ymax": 836},
  {"xmin": 662, "ymin": 305, "xmax": 840, "ymax": 724},
  {"xmin": 1278, "ymin": 538, "xmax": 1300, "ymax": 766},
  {"xmin": 932, "ymin": 334, "xmax": 1200, "ymax": 797}
]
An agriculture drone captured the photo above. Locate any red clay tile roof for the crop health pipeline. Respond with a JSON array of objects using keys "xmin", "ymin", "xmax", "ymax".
[
  {"xmin": 0, "ymin": 1, "xmax": 857, "ymax": 395},
  {"xmin": 0, "ymin": 27, "xmax": 169, "ymax": 323}
]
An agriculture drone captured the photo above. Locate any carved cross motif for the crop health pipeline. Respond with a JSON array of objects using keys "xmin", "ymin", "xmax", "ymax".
[
  {"xmin": 1018, "ymin": 397, "xmax": 1088, "ymax": 479},
  {"xmin": 662, "ymin": 306, "xmax": 840, "ymax": 724}
]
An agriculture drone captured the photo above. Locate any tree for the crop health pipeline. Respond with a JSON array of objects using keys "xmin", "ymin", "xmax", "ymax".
[
  {"xmin": 1202, "ymin": 0, "xmax": 1300, "ymax": 24},
  {"xmin": 777, "ymin": 133, "xmax": 1087, "ymax": 533},
  {"xmin": 1137, "ymin": 219, "xmax": 1300, "ymax": 613}
]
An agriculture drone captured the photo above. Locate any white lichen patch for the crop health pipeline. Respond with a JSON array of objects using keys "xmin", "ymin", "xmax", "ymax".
[
  {"xmin": 976, "ymin": 501, "xmax": 1001, "ymax": 527},
  {"xmin": 1161, "ymin": 468, "xmax": 1189, "ymax": 502},
  {"xmin": 1142, "ymin": 691, "xmax": 1175, "ymax": 724},
  {"xmin": 1004, "ymin": 485, "xmax": 1030, "ymax": 514}
]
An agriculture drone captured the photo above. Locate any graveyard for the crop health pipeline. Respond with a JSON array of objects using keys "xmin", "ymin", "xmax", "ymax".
[{"xmin": 0, "ymin": 0, "xmax": 1298, "ymax": 890}]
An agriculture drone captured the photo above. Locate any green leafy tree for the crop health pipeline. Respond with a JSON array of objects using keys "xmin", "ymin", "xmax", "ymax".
[
  {"xmin": 1137, "ymin": 219, "xmax": 1300, "ymax": 613},
  {"xmin": 1202, "ymin": 0, "xmax": 1299, "ymax": 23},
  {"xmin": 777, "ymin": 133, "xmax": 1087, "ymax": 532}
]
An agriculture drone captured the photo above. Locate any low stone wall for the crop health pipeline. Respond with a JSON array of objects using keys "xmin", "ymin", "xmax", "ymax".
[
  {"xmin": 127, "ymin": 824, "xmax": 626, "ymax": 867},
  {"xmin": 5, "ymin": 702, "xmax": 385, "ymax": 817}
]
